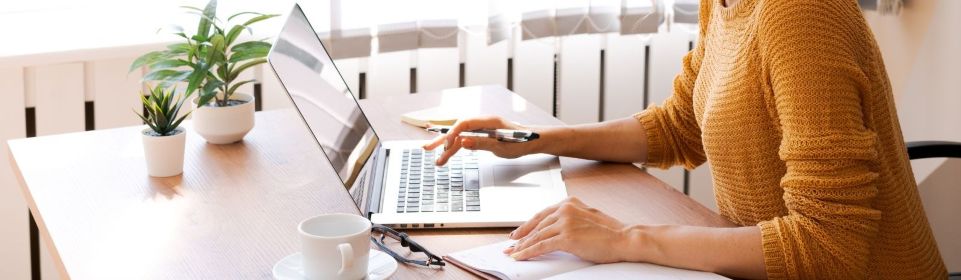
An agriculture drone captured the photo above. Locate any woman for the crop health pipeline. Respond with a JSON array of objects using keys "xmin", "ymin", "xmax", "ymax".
[{"xmin": 424, "ymin": 0, "xmax": 947, "ymax": 279}]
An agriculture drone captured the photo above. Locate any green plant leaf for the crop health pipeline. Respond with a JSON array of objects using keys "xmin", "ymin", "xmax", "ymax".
[
  {"xmin": 196, "ymin": 0, "xmax": 218, "ymax": 41},
  {"xmin": 184, "ymin": 61, "xmax": 211, "ymax": 95},
  {"xmin": 207, "ymin": 34, "xmax": 226, "ymax": 64},
  {"xmin": 148, "ymin": 59, "xmax": 191, "ymax": 71},
  {"xmin": 225, "ymin": 25, "xmax": 252, "ymax": 46},
  {"xmin": 137, "ymin": 85, "xmax": 190, "ymax": 135},
  {"xmin": 170, "ymin": 112, "xmax": 191, "ymax": 130},
  {"xmin": 167, "ymin": 43, "xmax": 191, "ymax": 54},
  {"xmin": 229, "ymin": 49, "xmax": 268, "ymax": 63},
  {"xmin": 130, "ymin": 51, "xmax": 168, "ymax": 73},
  {"xmin": 228, "ymin": 58, "xmax": 266, "ymax": 81},
  {"xmin": 214, "ymin": 65, "xmax": 228, "ymax": 81},
  {"xmin": 227, "ymin": 11, "xmax": 261, "ymax": 22},
  {"xmin": 230, "ymin": 41, "xmax": 271, "ymax": 53},
  {"xmin": 179, "ymin": 5, "xmax": 203, "ymax": 13},
  {"xmin": 143, "ymin": 69, "xmax": 191, "ymax": 82},
  {"xmin": 241, "ymin": 14, "xmax": 279, "ymax": 28},
  {"xmin": 199, "ymin": 79, "xmax": 224, "ymax": 106},
  {"xmin": 226, "ymin": 79, "xmax": 256, "ymax": 95}
]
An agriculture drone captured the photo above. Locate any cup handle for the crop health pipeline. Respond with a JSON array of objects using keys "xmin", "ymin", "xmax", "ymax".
[{"xmin": 337, "ymin": 243, "xmax": 354, "ymax": 276}]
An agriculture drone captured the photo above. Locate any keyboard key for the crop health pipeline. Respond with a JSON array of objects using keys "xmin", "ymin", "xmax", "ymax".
[
  {"xmin": 421, "ymin": 205, "xmax": 434, "ymax": 212},
  {"xmin": 466, "ymin": 206, "xmax": 481, "ymax": 212},
  {"xmin": 406, "ymin": 207, "xmax": 419, "ymax": 213},
  {"xmin": 397, "ymin": 206, "xmax": 405, "ymax": 213},
  {"xmin": 466, "ymin": 169, "xmax": 480, "ymax": 189},
  {"xmin": 435, "ymin": 205, "xmax": 449, "ymax": 212},
  {"xmin": 466, "ymin": 201, "xmax": 480, "ymax": 207}
]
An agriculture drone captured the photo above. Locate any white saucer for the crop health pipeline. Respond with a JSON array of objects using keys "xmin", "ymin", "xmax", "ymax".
[{"xmin": 273, "ymin": 249, "xmax": 398, "ymax": 280}]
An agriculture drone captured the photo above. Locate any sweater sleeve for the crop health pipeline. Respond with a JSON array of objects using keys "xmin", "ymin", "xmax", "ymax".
[
  {"xmin": 756, "ymin": 1, "xmax": 883, "ymax": 279},
  {"xmin": 632, "ymin": 1, "xmax": 712, "ymax": 170}
]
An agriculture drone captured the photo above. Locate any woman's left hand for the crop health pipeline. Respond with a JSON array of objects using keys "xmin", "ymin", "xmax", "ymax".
[{"xmin": 504, "ymin": 197, "xmax": 632, "ymax": 263}]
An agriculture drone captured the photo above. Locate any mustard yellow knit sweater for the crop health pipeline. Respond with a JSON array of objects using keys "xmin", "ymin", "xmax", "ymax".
[{"xmin": 634, "ymin": 0, "xmax": 947, "ymax": 278}]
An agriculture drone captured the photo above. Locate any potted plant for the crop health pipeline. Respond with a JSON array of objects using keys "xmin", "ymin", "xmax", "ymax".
[
  {"xmin": 130, "ymin": 0, "xmax": 277, "ymax": 144},
  {"xmin": 137, "ymin": 85, "xmax": 191, "ymax": 177}
]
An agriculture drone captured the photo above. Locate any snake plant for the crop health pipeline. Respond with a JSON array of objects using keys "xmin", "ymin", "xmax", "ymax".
[{"xmin": 137, "ymin": 85, "xmax": 190, "ymax": 136}]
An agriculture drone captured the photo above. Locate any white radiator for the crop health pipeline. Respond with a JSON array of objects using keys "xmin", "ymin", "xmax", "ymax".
[{"xmin": 0, "ymin": 27, "xmax": 715, "ymax": 280}]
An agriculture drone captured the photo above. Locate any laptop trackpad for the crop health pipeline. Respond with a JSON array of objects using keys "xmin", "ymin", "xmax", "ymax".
[{"xmin": 490, "ymin": 164, "xmax": 551, "ymax": 187}]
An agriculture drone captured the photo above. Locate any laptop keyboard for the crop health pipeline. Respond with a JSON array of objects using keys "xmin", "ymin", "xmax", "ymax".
[{"xmin": 396, "ymin": 149, "xmax": 481, "ymax": 213}]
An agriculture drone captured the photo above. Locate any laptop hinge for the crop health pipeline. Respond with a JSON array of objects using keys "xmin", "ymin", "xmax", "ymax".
[{"xmin": 366, "ymin": 146, "xmax": 389, "ymax": 219}]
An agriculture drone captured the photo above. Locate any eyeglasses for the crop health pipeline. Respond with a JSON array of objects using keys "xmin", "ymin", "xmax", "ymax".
[{"xmin": 370, "ymin": 224, "xmax": 446, "ymax": 268}]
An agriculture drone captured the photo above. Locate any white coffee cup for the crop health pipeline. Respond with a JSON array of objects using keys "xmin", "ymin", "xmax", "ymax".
[{"xmin": 299, "ymin": 213, "xmax": 371, "ymax": 280}]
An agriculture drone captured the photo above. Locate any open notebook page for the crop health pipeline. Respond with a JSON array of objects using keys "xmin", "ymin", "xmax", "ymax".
[
  {"xmin": 545, "ymin": 262, "xmax": 730, "ymax": 280},
  {"xmin": 446, "ymin": 240, "xmax": 593, "ymax": 280}
]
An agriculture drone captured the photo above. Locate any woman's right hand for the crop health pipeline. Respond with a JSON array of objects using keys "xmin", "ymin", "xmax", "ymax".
[{"xmin": 422, "ymin": 116, "xmax": 541, "ymax": 166}]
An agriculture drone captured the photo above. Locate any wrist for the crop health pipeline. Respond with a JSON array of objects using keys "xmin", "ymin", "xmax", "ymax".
[
  {"xmin": 529, "ymin": 126, "xmax": 572, "ymax": 156},
  {"xmin": 617, "ymin": 225, "xmax": 660, "ymax": 263}
]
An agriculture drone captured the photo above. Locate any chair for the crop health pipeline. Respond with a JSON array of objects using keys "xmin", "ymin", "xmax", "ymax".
[{"xmin": 905, "ymin": 141, "xmax": 961, "ymax": 279}]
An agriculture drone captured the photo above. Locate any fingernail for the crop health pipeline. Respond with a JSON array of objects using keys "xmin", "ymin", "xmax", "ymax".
[
  {"xmin": 509, "ymin": 230, "xmax": 516, "ymax": 239},
  {"xmin": 509, "ymin": 253, "xmax": 521, "ymax": 260}
]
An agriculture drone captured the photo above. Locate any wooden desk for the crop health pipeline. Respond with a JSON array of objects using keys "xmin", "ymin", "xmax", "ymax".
[{"xmin": 9, "ymin": 86, "xmax": 733, "ymax": 279}]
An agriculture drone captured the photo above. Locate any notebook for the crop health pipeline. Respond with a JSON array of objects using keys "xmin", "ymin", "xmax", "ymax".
[
  {"xmin": 400, "ymin": 107, "xmax": 458, "ymax": 128},
  {"xmin": 444, "ymin": 240, "xmax": 730, "ymax": 280}
]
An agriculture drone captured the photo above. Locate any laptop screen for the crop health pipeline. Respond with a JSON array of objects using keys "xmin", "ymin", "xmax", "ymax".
[{"xmin": 268, "ymin": 5, "xmax": 380, "ymax": 197}]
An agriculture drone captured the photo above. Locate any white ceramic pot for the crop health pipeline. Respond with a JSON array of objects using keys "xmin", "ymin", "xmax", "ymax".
[
  {"xmin": 142, "ymin": 127, "xmax": 186, "ymax": 177},
  {"xmin": 192, "ymin": 93, "xmax": 255, "ymax": 144}
]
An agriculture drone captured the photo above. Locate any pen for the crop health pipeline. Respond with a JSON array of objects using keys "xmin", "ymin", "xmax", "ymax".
[{"xmin": 426, "ymin": 126, "xmax": 540, "ymax": 143}]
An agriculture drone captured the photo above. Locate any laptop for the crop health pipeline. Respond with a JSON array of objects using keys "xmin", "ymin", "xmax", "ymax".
[{"xmin": 267, "ymin": 4, "xmax": 567, "ymax": 228}]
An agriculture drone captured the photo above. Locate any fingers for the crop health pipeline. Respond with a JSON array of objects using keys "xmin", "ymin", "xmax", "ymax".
[
  {"xmin": 444, "ymin": 116, "xmax": 507, "ymax": 146},
  {"xmin": 503, "ymin": 214, "xmax": 559, "ymax": 254},
  {"xmin": 510, "ymin": 203, "xmax": 562, "ymax": 240},
  {"xmin": 424, "ymin": 116, "xmax": 508, "ymax": 165},
  {"xmin": 434, "ymin": 137, "xmax": 463, "ymax": 166},
  {"xmin": 522, "ymin": 214, "xmax": 560, "ymax": 244},
  {"xmin": 423, "ymin": 134, "xmax": 447, "ymax": 151},
  {"xmin": 460, "ymin": 137, "xmax": 501, "ymax": 152},
  {"xmin": 510, "ymin": 235, "xmax": 564, "ymax": 261},
  {"xmin": 511, "ymin": 222, "xmax": 563, "ymax": 255},
  {"xmin": 509, "ymin": 197, "xmax": 584, "ymax": 240}
]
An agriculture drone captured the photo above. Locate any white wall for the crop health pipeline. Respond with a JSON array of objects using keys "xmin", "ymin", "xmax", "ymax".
[{"xmin": 864, "ymin": 0, "xmax": 961, "ymax": 272}]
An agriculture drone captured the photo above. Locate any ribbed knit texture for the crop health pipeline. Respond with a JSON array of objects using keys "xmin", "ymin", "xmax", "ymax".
[{"xmin": 634, "ymin": 0, "xmax": 947, "ymax": 278}]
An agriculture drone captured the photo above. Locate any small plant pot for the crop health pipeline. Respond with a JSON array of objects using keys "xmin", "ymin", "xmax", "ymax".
[
  {"xmin": 192, "ymin": 93, "xmax": 255, "ymax": 144},
  {"xmin": 142, "ymin": 127, "xmax": 186, "ymax": 177}
]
